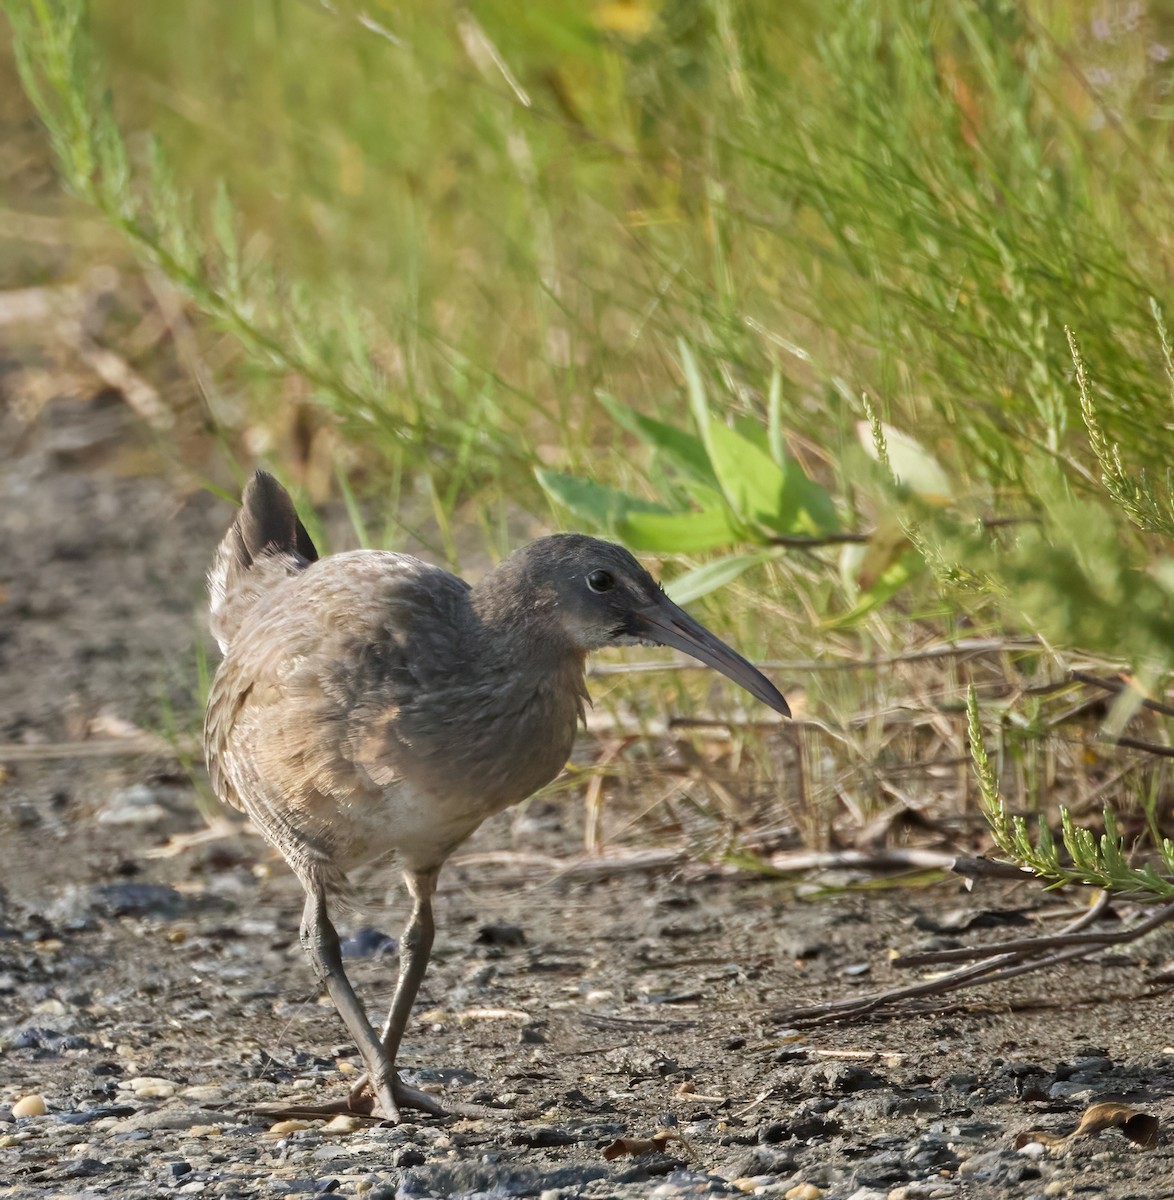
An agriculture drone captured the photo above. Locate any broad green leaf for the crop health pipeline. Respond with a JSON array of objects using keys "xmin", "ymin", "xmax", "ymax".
[
  {"xmin": 664, "ymin": 553, "xmax": 769, "ymax": 604},
  {"xmin": 707, "ymin": 421, "xmax": 839, "ymax": 536},
  {"xmin": 536, "ymin": 469, "xmax": 665, "ymax": 530},
  {"xmin": 681, "ymin": 481, "xmax": 733, "ymax": 513},
  {"xmin": 706, "ymin": 420, "xmax": 787, "ymax": 525},
  {"xmin": 856, "ymin": 420, "xmax": 953, "ymax": 501},
  {"xmin": 598, "ymin": 394, "xmax": 717, "ymax": 485},
  {"xmin": 733, "ymin": 413, "xmax": 775, "ymax": 455},
  {"xmin": 781, "ymin": 469, "xmax": 841, "ymax": 535},
  {"xmin": 620, "ymin": 507, "xmax": 741, "ymax": 553}
]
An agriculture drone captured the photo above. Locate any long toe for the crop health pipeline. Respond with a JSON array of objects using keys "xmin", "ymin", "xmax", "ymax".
[
  {"xmin": 345, "ymin": 1071, "xmax": 448, "ymax": 1121},
  {"xmin": 365, "ymin": 1073, "xmax": 402, "ymax": 1124},
  {"xmin": 251, "ymin": 1085, "xmax": 503, "ymax": 1123},
  {"xmin": 346, "ymin": 1072, "xmax": 373, "ymax": 1109},
  {"xmin": 352, "ymin": 1072, "xmax": 500, "ymax": 1120}
]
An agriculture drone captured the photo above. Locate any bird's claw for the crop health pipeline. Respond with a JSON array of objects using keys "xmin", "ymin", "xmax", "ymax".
[{"xmin": 342, "ymin": 1071, "xmax": 488, "ymax": 1122}]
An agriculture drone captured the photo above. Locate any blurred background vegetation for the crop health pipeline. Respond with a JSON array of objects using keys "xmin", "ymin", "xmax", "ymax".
[{"xmin": 5, "ymin": 0, "xmax": 1174, "ymax": 884}]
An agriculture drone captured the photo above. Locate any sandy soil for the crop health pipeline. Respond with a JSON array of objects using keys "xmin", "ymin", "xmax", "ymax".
[{"xmin": 2, "ymin": 393, "xmax": 1173, "ymax": 1200}]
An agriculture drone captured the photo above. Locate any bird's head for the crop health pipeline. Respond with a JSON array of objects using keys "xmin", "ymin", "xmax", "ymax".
[{"xmin": 485, "ymin": 534, "xmax": 790, "ymax": 718}]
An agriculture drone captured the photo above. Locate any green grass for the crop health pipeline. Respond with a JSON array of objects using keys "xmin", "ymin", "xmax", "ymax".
[{"xmin": 6, "ymin": 0, "xmax": 1174, "ymax": 878}]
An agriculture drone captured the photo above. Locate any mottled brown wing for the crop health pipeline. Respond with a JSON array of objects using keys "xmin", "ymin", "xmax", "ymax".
[{"xmin": 203, "ymin": 552, "xmax": 473, "ymax": 867}]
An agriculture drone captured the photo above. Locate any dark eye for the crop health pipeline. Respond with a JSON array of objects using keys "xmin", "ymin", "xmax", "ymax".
[{"xmin": 587, "ymin": 569, "xmax": 614, "ymax": 593}]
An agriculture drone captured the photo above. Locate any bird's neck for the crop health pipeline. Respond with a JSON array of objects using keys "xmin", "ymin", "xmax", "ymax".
[
  {"xmin": 412, "ymin": 571, "xmax": 587, "ymax": 806},
  {"xmin": 469, "ymin": 562, "xmax": 577, "ymax": 669}
]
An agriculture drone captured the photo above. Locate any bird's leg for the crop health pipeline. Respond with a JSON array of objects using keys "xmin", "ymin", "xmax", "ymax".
[
  {"xmin": 298, "ymin": 882, "xmax": 402, "ymax": 1121},
  {"xmin": 348, "ymin": 867, "xmax": 438, "ymax": 1109},
  {"xmin": 381, "ymin": 868, "xmax": 438, "ymax": 1062}
]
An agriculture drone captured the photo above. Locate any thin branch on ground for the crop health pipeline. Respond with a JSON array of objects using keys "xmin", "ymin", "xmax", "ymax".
[
  {"xmin": 1110, "ymin": 735, "xmax": 1174, "ymax": 760},
  {"xmin": 775, "ymin": 895, "xmax": 1174, "ymax": 1027},
  {"xmin": 1070, "ymin": 670, "xmax": 1174, "ymax": 720}
]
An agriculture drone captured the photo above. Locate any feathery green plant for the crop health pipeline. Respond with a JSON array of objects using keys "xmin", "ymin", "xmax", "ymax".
[{"xmin": 969, "ymin": 686, "xmax": 1174, "ymax": 899}]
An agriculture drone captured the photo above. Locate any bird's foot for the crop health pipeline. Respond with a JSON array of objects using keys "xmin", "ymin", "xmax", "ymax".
[
  {"xmin": 250, "ymin": 1073, "xmax": 504, "ymax": 1125},
  {"xmin": 344, "ymin": 1072, "xmax": 495, "ymax": 1121}
]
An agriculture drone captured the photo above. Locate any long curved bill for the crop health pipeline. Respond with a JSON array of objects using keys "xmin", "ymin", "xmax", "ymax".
[{"xmin": 630, "ymin": 598, "xmax": 791, "ymax": 718}]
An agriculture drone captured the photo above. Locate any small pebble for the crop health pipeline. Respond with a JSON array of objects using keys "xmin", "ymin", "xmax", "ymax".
[
  {"xmin": 12, "ymin": 1094, "xmax": 47, "ymax": 1118},
  {"xmin": 122, "ymin": 1076, "xmax": 177, "ymax": 1095},
  {"xmin": 268, "ymin": 1119, "xmax": 313, "ymax": 1136},
  {"xmin": 323, "ymin": 1114, "xmax": 364, "ymax": 1133},
  {"xmin": 785, "ymin": 1186, "xmax": 824, "ymax": 1200}
]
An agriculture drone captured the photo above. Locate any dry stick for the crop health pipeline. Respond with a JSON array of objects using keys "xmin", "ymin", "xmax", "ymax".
[
  {"xmin": 0, "ymin": 736, "xmax": 194, "ymax": 762},
  {"xmin": 765, "ymin": 847, "xmax": 960, "ymax": 874},
  {"xmin": 1069, "ymin": 671, "xmax": 1174, "ymax": 720},
  {"xmin": 777, "ymin": 892, "xmax": 1115, "ymax": 1026},
  {"xmin": 895, "ymin": 900, "xmax": 1174, "ymax": 968},
  {"xmin": 1110, "ymin": 735, "xmax": 1174, "ymax": 760},
  {"xmin": 763, "ymin": 516, "xmax": 1041, "ymax": 550},
  {"xmin": 588, "ymin": 637, "xmax": 1042, "ymax": 677}
]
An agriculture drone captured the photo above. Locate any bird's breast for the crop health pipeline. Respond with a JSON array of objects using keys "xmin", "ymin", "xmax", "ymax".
[{"xmin": 408, "ymin": 677, "xmax": 581, "ymax": 805}]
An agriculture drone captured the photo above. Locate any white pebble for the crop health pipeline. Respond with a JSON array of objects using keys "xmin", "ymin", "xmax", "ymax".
[
  {"xmin": 323, "ymin": 1114, "xmax": 365, "ymax": 1133},
  {"xmin": 11, "ymin": 1094, "xmax": 47, "ymax": 1118},
  {"xmin": 267, "ymin": 1119, "xmax": 312, "ymax": 1136}
]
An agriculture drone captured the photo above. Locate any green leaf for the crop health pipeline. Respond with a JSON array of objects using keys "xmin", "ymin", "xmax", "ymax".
[
  {"xmin": 598, "ymin": 394, "xmax": 717, "ymax": 485},
  {"xmin": 536, "ymin": 469, "xmax": 666, "ymax": 530},
  {"xmin": 857, "ymin": 420, "xmax": 953, "ymax": 501},
  {"xmin": 620, "ymin": 507, "xmax": 742, "ymax": 553},
  {"xmin": 706, "ymin": 420, "xmax": 786, "ymax": 527},
  {"xmin": 782, "ymin": 469, "xmax": 841, "ymax": 535},
  {"xmin": 664, "ymin": 553, "xmax": 769, "ymax": 604},
  {"xmin": 707, "ymin": 421, "xmax": 839, "ymax": 536}
]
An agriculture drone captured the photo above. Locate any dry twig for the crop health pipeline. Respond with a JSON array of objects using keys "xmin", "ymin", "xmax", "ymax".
[{"xmin": 776, "ymin": 894, "xmax": 1174, "ymax": 1027}]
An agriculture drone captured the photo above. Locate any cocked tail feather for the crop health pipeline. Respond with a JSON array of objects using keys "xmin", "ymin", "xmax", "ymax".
[{"xmin": 208, "ymin": 471, "xmax": 319, "ymax": 651}]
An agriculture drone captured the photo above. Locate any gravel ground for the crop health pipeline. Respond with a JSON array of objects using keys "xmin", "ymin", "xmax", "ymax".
[{"xmin": 2, "ymin": 392, "xmax": 1174, "ymax": 1200}]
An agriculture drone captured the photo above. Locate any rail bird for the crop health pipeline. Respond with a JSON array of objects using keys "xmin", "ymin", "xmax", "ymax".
[{"xmin": 205, "ymin": 471, "xmax": 789, "ymax": 1121}]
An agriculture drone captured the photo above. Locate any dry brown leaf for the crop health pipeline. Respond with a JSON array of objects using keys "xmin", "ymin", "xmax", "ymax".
[
  {"xmin": 602, "ymin": 1128, "xmax": 694, "ymax": 1161},
  {"xmin": 1071, "ymin": 1101, "xmax": 1159, "ymax": 1149},
  {"xmin": 602, "ymin": 1135, "xmax": 669, "ymax": 1161},
  {"xmin": 1016, "ymin": 1100, "xmax": 1159, "ymax": 1151}
]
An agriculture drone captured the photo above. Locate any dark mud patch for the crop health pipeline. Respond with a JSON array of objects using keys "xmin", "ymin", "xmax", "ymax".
[{"xmin": 2, "ymin": 401, "xmax": 1173, "ymax": 1199}]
